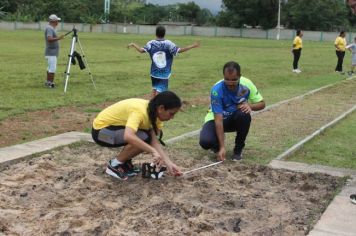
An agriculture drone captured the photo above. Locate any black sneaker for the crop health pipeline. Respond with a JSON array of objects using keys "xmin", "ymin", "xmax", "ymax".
[
  {"xmin": 45, "ymin": 81, "xmax": 55, "ymax": 88},
  {"xmin": 106, "ymin": 160, "xmax": 128, "ymax": 180},
  {"xmin": 231, "ymin": 148, "xmax": 243, "ymax": 161},
  {"xmin": 123, "ymin": 159, "xmax": 141, "ymax": 177},
  {"xmin": 210, "ymin": 147, "xmax": 219, "ymax": 154}
]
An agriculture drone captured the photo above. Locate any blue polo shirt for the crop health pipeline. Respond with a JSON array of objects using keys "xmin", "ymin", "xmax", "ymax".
[
  {"xmin": 204, "ymin": 77, "xmax": 264, "ymax": 122},
  {"xmin": 143, "ymin": 39, "xmax": 180, "ymax": 79}
]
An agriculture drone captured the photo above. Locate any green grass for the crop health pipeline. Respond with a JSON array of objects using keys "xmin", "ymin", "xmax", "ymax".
[
  {"xmin": 0, "ymin": 30, "xmax": 345, "ymax": 122},
  {"xmin": 287, "ymin": 112, "xmax": 356, "ymax": 169},
  {"xmin": 1, "ymin": 29, "xmax": 354, "ymax": 169}
]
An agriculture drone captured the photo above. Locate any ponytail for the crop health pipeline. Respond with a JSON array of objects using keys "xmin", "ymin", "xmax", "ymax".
[{"xmin": 148, "ymin": 91, "xmax": 182, "ymax": 135}]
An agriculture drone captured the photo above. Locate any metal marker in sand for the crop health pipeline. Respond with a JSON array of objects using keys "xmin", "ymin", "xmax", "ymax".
[{"xmin": 183, "ymin": 161, "xmax": 223, "ymax": 175}]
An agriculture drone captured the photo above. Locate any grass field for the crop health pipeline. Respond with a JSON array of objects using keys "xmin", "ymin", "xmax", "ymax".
[
  {"xmin": 0, "ymin": 29, "xmax": 355, "ymax": 168},
  {"xmin": 288, "ymin": 112, "xmax": 356, "ymax": 169}
]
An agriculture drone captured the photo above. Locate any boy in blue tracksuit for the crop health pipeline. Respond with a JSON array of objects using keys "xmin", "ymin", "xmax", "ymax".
[{"xmin": 128, "ymin": 26, "xmax": 200, "ymax": 98}]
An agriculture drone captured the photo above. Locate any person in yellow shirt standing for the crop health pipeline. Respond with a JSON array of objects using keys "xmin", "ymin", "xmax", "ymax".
[
  {"xmin": 335, "ymin": 31, "xmax": 347, "ymax": 73},
  {"xmin": 92, "ymin": 91, "xmax": 183, "ymax": 180},
  {"xmin": 292, "ymin": 30, "xmax": 303, "ymax": 73}
]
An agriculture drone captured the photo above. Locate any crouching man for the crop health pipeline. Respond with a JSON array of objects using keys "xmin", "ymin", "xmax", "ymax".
[{"xmin": 199, "ymin": 61, "xmax": 265, "ymax": 161}]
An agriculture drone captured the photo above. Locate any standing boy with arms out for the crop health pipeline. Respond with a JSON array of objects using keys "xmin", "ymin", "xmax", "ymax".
[{"xmin": 128, "ymin": 26, "xmax": 200, "ymax": 98}]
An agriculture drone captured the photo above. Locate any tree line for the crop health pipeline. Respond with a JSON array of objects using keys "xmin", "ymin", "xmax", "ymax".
[{"xmin": 1, "ymin": 0, "xmax": 355, "ymax": 31}]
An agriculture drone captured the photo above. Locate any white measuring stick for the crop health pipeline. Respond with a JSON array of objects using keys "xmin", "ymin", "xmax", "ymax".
[{"xmin": 183, "ymin": 161, "xmax": 223, "ymax": 175}]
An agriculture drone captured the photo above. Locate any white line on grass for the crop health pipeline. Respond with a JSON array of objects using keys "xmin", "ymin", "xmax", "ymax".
[
  {"xmin": 275, "ymin": 104, "xmax": 356, "ymax": 160},
  {"xmin": 165, "ymin": 77, "xmax": 356, "ymax": 145}
]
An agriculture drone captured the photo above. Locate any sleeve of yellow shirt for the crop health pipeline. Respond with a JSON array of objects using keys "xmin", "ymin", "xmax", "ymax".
[{"xmin": 126, "ymin": 112, "xmax": 143, "ymax": 132}]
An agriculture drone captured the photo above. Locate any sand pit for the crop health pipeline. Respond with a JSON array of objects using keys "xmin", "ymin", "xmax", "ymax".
[{"xmin": 0, "ymin": 143, "xmax": 344, "ymax": 235}]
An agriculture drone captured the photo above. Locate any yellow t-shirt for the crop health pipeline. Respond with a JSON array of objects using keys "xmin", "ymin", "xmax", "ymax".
[
  {"xmin": 335, "ymin": 36, "xmax": 346, "ymax": 51},
  {"xmin": 293, "ymin": 36, "xmax": 302, "ymax": 49},
  {"xmin": 93, "ymin": 98, "xmax": 163, "ymax": 131}
]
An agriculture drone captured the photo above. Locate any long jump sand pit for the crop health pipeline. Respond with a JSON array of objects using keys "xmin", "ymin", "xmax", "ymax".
[{"xmin": 0, "ymin": 143, "xmax": 344, "ymax": 235}]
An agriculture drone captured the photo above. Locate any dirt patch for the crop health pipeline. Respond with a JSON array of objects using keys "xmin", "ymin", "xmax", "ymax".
[
  {"xmin": 0, "ymin": 144, "xmax": 344, "ymax": 235},
  {"xmin": 0, "ymin": 95, "xmax": 206, "ymax": 148}
]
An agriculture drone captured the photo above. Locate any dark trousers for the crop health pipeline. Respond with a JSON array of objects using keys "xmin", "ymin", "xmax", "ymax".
[
  {"xmin": 335, "ymin": 50, "xmax": 345, "ymax": 72},
  {"xmin": 292, "ymin": 48, "xmax": 302, "ymax": 70},
  {"xmin": 199, "ymin": 110, "xmax": 251, "ymax": 152}
]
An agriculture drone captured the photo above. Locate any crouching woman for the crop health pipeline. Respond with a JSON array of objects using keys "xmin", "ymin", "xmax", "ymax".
[{"xmin": 92, "ymin": 91, "xmax": 182, "ymax": 180}]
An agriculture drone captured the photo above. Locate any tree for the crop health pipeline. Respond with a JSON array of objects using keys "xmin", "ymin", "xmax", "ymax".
[
  {"xmin": 196, "ymin": 8, "xmax": 214, "ymax": 26},
  {"xmin": 285, "ymin": 0, "xmax": 349, "ymax": 31},
  {"xmin": 177, "ymin": 1, "xmax": 201, "ymax": 22},
  {"xmin": 217, "ymin": 0, "xmax": 280, "ymax": 29}
]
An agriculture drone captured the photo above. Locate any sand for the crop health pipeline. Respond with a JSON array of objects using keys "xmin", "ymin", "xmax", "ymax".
[{"xmin": 0, "ymin": 143, "xmax": 344, "ymax": 235}]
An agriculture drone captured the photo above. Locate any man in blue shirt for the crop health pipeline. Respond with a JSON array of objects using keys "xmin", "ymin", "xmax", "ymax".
[
  {"xmin": 128, "ymin": 26, "xmax": 200, "ymax": 98},
  {"xmin": 199, "ymin": 61, "xmax": 265, "ymax": 161}
]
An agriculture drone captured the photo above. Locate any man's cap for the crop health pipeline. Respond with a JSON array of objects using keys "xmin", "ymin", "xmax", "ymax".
[{"xmin": 49, "ymin": 14, "xmax": 61, "ymax": 22}]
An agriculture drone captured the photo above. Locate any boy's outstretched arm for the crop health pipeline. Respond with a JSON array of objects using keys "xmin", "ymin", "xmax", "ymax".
[
  {"xmin": 127, "ymin": 43, "xmax": 145, "ymax": 53},
  {"xmin": 178, "ymin": 41, "xmax": 200, "ymax": 53}
]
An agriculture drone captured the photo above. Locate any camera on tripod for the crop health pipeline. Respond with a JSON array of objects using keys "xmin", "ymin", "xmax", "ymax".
[{"xmin": 63, "ymin": 26, "xmax": 96, "ymax": 93}]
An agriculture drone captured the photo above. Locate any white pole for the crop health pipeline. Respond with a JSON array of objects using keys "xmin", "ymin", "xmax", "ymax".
[
  {"xmin": 183, "ymin": 161, "xmax": 223, "ymax": 175},
  {"xmin": 276, "ymin": 0, "xmax": 281, "ymax": 40}
]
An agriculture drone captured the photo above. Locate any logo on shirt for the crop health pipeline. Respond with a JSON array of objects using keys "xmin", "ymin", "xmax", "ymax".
[
  {"xmin": 212, "ymin": 90, "xmax": 218, "ymax": 97},
  {"xmin": 152, "ymin": 51, "xmax": 167, "ymax": 68},
  {"xmin": 238, "ymin": 88, "xmax": 248, "ymax": 97}
]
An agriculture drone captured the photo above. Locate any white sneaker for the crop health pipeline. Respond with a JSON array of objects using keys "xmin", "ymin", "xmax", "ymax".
[
  {"xmin": 296, "ymin": 69, "xmax": 302, "ymax": 73},
  {"xmin": 292, "ymin": 69, "xmax": 297, "ymax": 73}
]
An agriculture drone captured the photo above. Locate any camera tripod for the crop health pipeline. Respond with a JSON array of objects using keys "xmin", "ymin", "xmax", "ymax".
[{"xmin": 64, "ymin": 27, "xmax": 96, "ymax": 93}]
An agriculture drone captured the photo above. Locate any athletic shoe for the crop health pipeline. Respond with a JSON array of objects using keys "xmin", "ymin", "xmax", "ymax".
[
  {"xmin": 292, "ymin": 69, "xmax": 298, "ymax": 73},
  {"xmin": 231, "ymin": 148, "xmax": 243, "ymax": 161},
  {"xmin": 348, "ymin": 71, "xmax": 354, "ymax": 76},
  {"xmin": 106, "ymin": 160, "xmax": 128, "ymax": 180},
  {"xmin": 296, "ymin": 69, "xmax": 302, "ymax": 73},
  {"xmin": 123, "ymin": 159, "xmax": 141, "ymax": 177},
  {"xmin": 210, "ymin": 147, "xmax": 219, "ymax": 154},
  {"xmin": 44, "ymin": 81, "xmax": 55, "ymax": 88},
  {"xmin": 350, "ymin": 194, "xmax": 356, "ymax": 204}
]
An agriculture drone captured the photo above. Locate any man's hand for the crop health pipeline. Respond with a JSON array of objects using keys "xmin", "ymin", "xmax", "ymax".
[
  {"xmin": 217, "ymin": 147, "xmax": 226, "ymax": 161},
  {"xmin": 238, "ymin": 102, "xmax": 252, "ymax": 114},
  {"xmin": 58, "ymin": 35, "xmax": 65, "ymax": 40}
]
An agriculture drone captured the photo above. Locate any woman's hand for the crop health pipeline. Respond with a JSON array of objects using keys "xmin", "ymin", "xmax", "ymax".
[{"xmin": 166, "ymin": 162, "xmax": 182, "ymax": 176}]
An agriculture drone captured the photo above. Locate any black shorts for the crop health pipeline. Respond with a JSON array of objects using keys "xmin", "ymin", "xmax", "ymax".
[{"xmin": 92, "ymin": 126, "xmax": 151, "ymax": 148}]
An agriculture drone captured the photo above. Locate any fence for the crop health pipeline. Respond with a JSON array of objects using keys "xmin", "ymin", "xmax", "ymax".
[{"xmin": 0, "ymin": 21, "xmax": 354, "ymax": 42}]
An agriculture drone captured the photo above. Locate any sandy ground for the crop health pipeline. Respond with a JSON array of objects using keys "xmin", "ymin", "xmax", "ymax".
[{"xmin": 0, "ymin": 143, "xmax": 344, "ymax": 235}]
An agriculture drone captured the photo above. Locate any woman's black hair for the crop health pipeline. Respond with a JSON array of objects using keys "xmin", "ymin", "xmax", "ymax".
[
  {"xmin": 340, "ymin": 30, "xmax": 345, "ymax": 36},
  {"xmin": 148, "ymin": 91, "xmax": 182, "ymax": 135},
  {"xmin": 296, "ymin": 29, "xmax": 302, "ymax": 36}
]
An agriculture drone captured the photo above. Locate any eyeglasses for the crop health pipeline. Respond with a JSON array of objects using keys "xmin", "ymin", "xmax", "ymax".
[{"xmin": 224, "ymin": 77, "xmax": 239, "ymax": 82}]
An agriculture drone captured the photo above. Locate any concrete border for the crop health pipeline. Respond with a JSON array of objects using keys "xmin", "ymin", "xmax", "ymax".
[
  {"xmin": 0, "ymin": 132, "xmax": 92, "ymax": 170},
  {"xmin": 275, "ymin": 104, "xmax": 356, "ymax": 160}
]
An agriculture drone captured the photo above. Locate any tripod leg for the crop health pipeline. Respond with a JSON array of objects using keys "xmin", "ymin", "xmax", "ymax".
[
  {"xmin": 64, "ymin": 36, "xmax": 77, "ymax": 93},
  {"xmin": 77, "ymin": 39, "xmax": 96, "ymax": 89}
]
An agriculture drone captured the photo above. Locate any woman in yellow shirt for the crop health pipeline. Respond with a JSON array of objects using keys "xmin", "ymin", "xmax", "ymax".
[
  {"xmin": 335, "ymin": 31, "xmax": 347, "ymax": 73},
  {"xmin": 292, "ymin": 29, "xmax": 303, "ymax": 73},
  {"xmin": 92, "ymin": 91, "xmax": 182, "ymax": 180}
]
